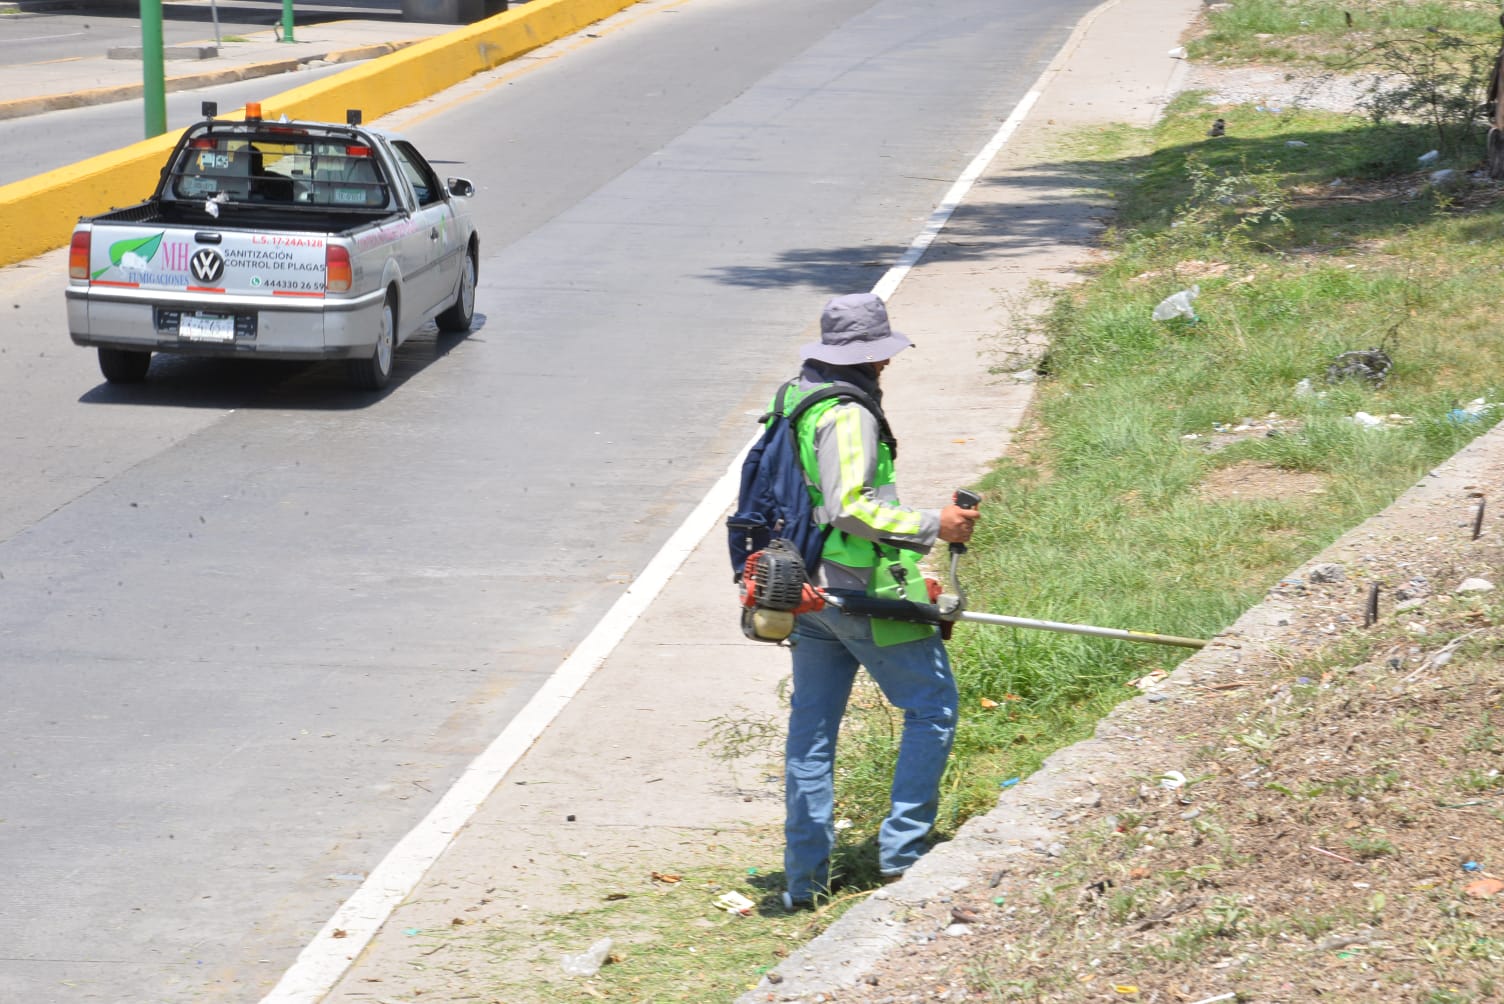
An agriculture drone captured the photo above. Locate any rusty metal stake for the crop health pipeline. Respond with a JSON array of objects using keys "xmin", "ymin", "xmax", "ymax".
[
  {"xmin": 1363, "ymin": 582, "xmax": 1380, "ymax": 628},
  {"xmin": 1472, "ymin": 497, "xmax": 1486, "ymax": 541}
]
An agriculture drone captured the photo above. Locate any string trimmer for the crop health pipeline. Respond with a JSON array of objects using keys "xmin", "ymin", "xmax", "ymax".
[{"xmin": 738, "ymin": 490, "xmax": 1206, "ymax": 650}]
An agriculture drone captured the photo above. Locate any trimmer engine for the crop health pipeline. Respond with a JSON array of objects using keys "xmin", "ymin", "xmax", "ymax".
[{"xmin": 738, "ymin": 539, "xmax": 825, "ymax": 643}]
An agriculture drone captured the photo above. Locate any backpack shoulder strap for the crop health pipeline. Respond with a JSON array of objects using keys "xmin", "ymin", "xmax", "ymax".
[
  {"xmin": 785, "ymin": 383, "xmax": 894, "ymax": 449},
  {"xmin": 765, "ymin": 379, "xmax": 797, "ymax": 423}
]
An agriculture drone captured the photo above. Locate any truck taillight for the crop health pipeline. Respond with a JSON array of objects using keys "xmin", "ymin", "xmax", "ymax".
[
  {"xmin": 69, "ymin": 231, "xmax": 90, "ymax": 281},
  {"xmin": 326, "ymin": 245, "xmax": 352, "ymax": 292}
]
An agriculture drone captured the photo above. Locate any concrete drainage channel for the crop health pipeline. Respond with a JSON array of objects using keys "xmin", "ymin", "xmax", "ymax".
[{"xmin": 742, "ymin": 422, "xmax": 1504, "ymax": 1001}]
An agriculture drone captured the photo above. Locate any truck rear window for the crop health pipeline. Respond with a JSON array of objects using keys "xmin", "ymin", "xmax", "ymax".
[{"xmin": 166, "ymin": 133, "xmax": 390, "ymax": 209}]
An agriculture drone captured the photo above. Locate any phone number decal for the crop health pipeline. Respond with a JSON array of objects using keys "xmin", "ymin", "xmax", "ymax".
[{"xmin": 250, "ymin": 276, "xmax": 324, "ymax": 291}]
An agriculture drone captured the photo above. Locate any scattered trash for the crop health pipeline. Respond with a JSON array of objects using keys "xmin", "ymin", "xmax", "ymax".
[
  {"xmin": 1130, "ymin": 669, "xmax": 1168, "ymax": 690},
  {"xmin": 1293, "ymin": 377, "xmax": 1325, "ymax": 400},
  {"xmin": 1151, "ymin": 285, "xmax": 1199, "ymax": 322},
  {"xmin": 1159, "ymin": 770, "xmax": 1187, "ymax": 790},
  {"xmin": 1255, "ymin": 103, "xmax": 1283, "ymax": 113},
  {"xmin": 1418, "ymin": 149, "xmax": 1440, "ymax": 164},
  {"xmin": 1011, "ymin": 367, "xmax": 1038, "ymax": 383},
  {"xmin": 650, "ymin": 871, "xmax": 682, "ymax": 884},
  {"xmin": 1000, "ymin": 777, "xmax": 1020, "ymax": 789},
  {"xmin": 1168, "ymin": 46, "xmax": 1187, "ymax": 59},
  {"xmin": 1429, "ymin": 168, "xmax": 1461, "ymax": 187},
  {"xmin": 1351, "ymin": 411, "xmax": 1384, "ymax": 428},
  {"xmin": 1325, "ymin": 347, "xmax": 1391, "ymax": 385},
  {"xmin": 1463, "ymin": 861, "xmax": 1483, "ymax": 872},
  {"xmin": 402, "ymin": 927, "xmax": 421, "ymax": 936},
  {"xmin": 713, "ymin": 891, "xmax": 756, "ymax": 915},
  {"xmin": 1455, "ymin": 577, "xmax": 1495, "ymax": 594},
  {"xmin": 1286, "ymin": 139, "xmax": 1307, "ymax": 147},
  {"xmin": 1207, "ymin": 117, "xmax": 1225, "ymax": 138},
  {"xmin": 561, "ymin": 936, "xmax": 613, "ymax": 977},
  {"xmin": 834, "ymin": 817, "xmax": 853, "ymax": 830},
  {"xmin": 1464, "ymin": 877, "xmax": 1504, "ymax": 898},
  {"xmin": 1447, "ymin": 398, "xmax": 1495, "ymax": 423},
  {"xmin": 950, "ymin": 905, "xmax": 983, "ymax": 925}
]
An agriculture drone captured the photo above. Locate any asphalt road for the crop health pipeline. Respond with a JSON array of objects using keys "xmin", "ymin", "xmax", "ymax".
[
  {"xmin": 0, "ymin": 0, "xmax": 1100, "ymax": 1000},
  {"xmin": 0, "ymin": 67, "xmax": 364, "ymax": 186}
]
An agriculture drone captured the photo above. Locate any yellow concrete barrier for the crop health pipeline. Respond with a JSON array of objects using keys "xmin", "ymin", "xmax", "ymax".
[{"xmin": 0, "ymin": 0, "xmax": 639, "ymax": 267}]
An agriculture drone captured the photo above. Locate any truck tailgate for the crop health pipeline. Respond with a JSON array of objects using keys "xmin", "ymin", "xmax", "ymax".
[{"xmin": 87, "ymin": 226, "xmax": 329, "ymax": 299}]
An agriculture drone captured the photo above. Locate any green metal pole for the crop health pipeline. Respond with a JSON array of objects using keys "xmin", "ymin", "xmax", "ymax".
[
  {"xmin": 281, "ymin": 0, "xmax": 295, "ymax": 43},
  {"xmin": 140, "ymin": 0, "xmax": 167, "ymax": 137}
]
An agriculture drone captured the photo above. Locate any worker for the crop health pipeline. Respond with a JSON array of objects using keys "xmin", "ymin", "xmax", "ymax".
[{"xmin": 778, "ymin": 292, "xmax": 979, "ymax": 910}]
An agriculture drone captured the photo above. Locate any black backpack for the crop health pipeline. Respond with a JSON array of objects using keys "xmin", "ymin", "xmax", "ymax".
[{"xmin": 725, "ymin": 380, "xmax": 885, "ymax": 582}]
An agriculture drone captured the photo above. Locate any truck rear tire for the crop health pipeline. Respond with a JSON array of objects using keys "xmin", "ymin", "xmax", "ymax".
[
  {"xmin": 98, "ymin": 347, "xmax": 151, "ymax": 383},
  {"xmin": 348, "ymin": 296, "xmax": 396, "ymax": 390},
  {"xmin": 436, "ymin": 249, "xmax": 476, "ymax": 333}
]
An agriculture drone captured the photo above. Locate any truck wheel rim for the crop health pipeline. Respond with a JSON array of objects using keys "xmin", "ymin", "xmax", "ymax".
[
  {"xmin": 378, "ymin": 304, "xmax": 394, "ymax": 374},
  {"xmin": 461, "ymin": 257, "xmax": 476, "ymax": 316}
]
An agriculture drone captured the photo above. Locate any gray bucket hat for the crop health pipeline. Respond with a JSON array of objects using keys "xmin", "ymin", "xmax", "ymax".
[{"xmin": 800, "ymin": 293, "xmax": 913, "ymax": 365}]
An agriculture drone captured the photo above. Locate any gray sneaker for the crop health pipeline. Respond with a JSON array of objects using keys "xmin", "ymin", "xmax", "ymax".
[{"xmin": 780, "ymin": 891, "xmax": 812, "ymax": 912}]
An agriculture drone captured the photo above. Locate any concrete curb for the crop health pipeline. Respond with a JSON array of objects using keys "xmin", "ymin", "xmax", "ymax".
[
  {"xmin": 0, "ymin": 43, "xmax": 413, "ymax": 122},
  {"xmin": 0, "ymin": 0, "xmax": 642, "ymax": 267}
]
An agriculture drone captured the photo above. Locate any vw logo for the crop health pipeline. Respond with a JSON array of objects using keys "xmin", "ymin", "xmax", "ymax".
[{"xmin": 190, "ymin": 248, "xmax": 226, "ymax": 284}]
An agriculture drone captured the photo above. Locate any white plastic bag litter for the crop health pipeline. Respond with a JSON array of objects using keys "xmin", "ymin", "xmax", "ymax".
[
  {"xmin": 561, "ymin": 937, "xmax": 613, "ymax": 977},
  {"xmin": 1152, "ymin": 285, "xmax": 1199, "ymax": 321}
]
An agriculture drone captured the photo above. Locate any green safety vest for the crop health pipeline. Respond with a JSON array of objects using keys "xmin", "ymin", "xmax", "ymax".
[{"xmin": 784, "ymin": 383, "xmax": 936, "ymax": 646}]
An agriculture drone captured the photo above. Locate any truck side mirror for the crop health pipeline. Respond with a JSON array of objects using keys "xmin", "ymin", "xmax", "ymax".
[{"xmin": 447, "ymin": 178, "xmax": 475, "ymax": 198}]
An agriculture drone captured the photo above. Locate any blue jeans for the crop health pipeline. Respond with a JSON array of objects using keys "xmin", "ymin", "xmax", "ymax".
[{"xmin": 784, "ymin": 606, "xmax": 958, "ymax": 902}]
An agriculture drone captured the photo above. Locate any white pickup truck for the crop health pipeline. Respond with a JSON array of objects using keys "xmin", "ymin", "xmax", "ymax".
[{"xmin": 66, "ymin": 105, "xmax": 478, "ymax": 390}]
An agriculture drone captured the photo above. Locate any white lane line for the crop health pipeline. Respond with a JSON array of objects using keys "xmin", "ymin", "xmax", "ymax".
[
  {"xmin": 260, "ymin": 453, "xmax": 746, "ymax": 1002},
  {"xmin": 0, "ymin": 32, "xmax": 91, "ymax": 45},
  {"xmin": 261, "ymin": 31, "xmax": 1062, "ymax": 1004},
  {"xmin": 870, "ymin": 90, "xmax": 1038, "ymax": 304},
  {"xmin": 873, "ymin": 0, "xmax": 1130, "ymax": 305}
]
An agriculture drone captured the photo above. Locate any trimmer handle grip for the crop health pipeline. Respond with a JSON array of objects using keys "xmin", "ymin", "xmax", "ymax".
[{"xmin": 950, "ymin": 489, "xmax": 981, "ymax": 555}]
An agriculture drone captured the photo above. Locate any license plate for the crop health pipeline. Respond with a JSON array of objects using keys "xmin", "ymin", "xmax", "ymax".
[{"xmin": 179, "ymin": 312, "xmax": 235, "ymax": 343}]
